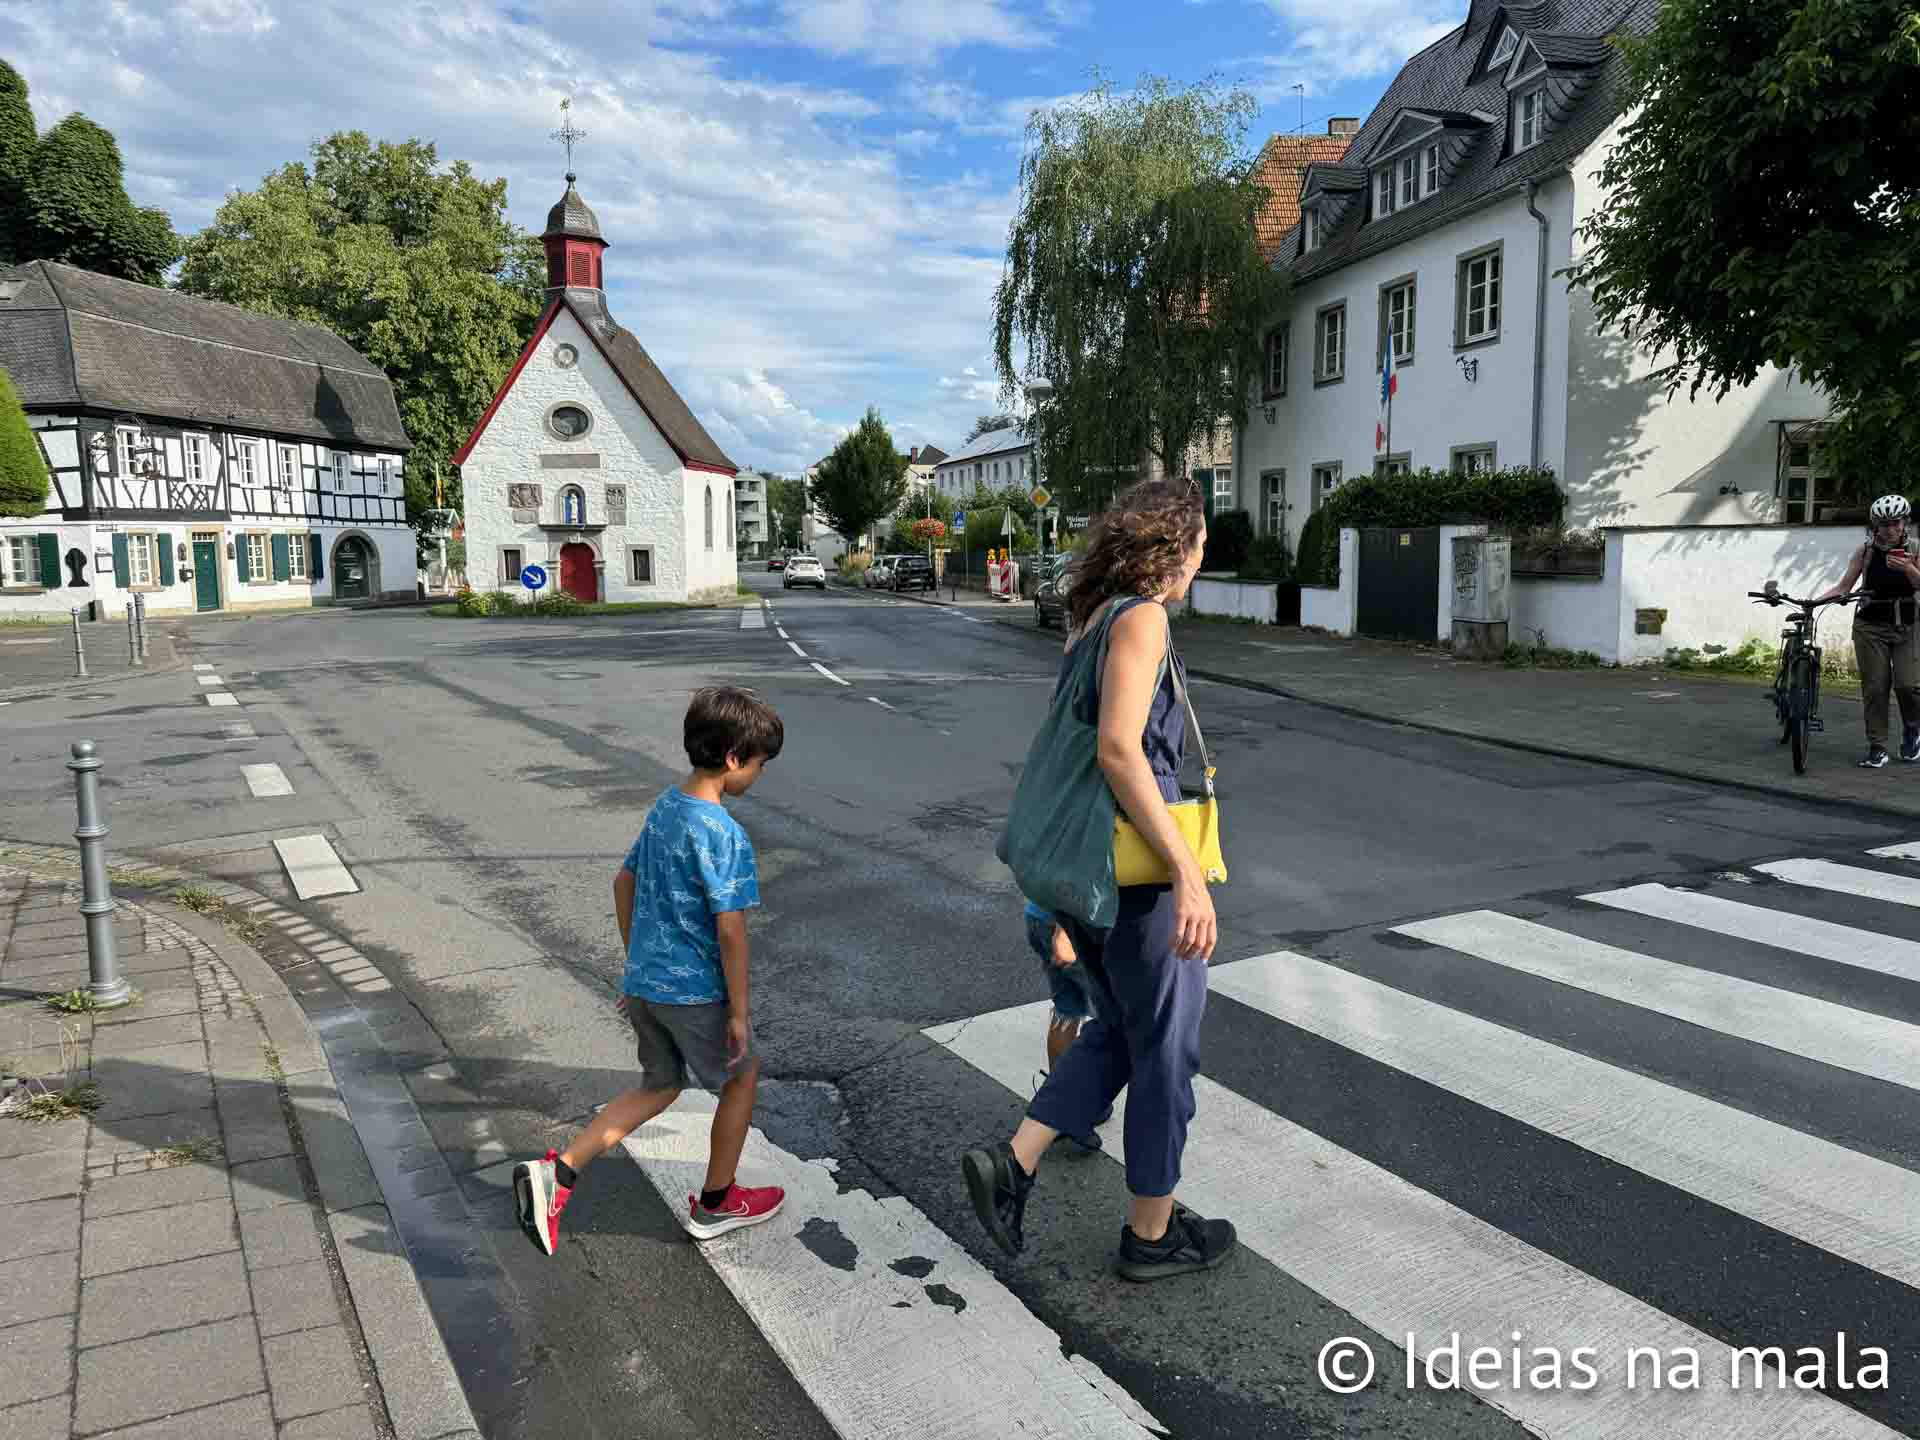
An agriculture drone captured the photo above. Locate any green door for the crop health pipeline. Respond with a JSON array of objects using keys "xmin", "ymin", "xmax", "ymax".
[{"xmin": 192, "ymin": 540, "xmax": 222, "ymax": 612}]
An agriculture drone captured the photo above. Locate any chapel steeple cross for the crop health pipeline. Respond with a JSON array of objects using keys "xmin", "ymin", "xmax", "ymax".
[{"xmin": 551, "ymin": 98, "xmax": 587, "ymax": 181}]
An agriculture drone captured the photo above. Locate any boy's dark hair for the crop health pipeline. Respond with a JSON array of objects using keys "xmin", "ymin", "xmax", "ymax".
[{"xmin": 685, "ymin": 686, "xmax": 784, "ymax": 770}]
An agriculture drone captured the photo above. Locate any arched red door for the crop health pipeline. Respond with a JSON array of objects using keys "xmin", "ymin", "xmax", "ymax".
[{"xmin": 559, "ymin": 543, "xmax": 598, "ymax": 602}]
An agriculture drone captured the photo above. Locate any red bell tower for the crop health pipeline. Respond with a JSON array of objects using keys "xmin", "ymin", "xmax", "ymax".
[{"xmin": 542, "ymin": 173, "xmax": 608, "ymax": 293}]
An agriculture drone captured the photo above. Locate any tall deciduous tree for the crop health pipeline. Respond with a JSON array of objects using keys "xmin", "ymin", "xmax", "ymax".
[
  {"xmin": 811, "ymin": 409, "xmax": 910, "ymax": 550},
  {"xmin": 767, "ymin": 475, "xmax": 807, "ymax": 549},
  {"xmin": 993, "ymin": 72, "xmax": 1288, "ymax": 511},
  {"xmin": 177, "ymin": 133, "xmax": 546, "ymax": 558},
  {"xmin": 967, "ymin": 412, "xmax": 1018, "ymax": 442},
  {"xmin": 1567, "ymin": 0, "xmax": 1920, "ymax": 490},
  {"xmin": 0, "ymin": 64, "xmax": 36, "ymax": 265},
  {"xmin": 0, "ymin": 366, "xmax": 50, "ymax": 519}
]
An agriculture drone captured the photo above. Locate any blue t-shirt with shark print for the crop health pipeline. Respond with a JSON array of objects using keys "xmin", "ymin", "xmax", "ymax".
[{"xmin": 621, "ymin": 787, "xmax": 760, "ymax": 1005}]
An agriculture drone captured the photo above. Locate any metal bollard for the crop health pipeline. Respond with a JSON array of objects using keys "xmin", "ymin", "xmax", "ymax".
[
  {"xmin": 67, "ymin": 741, "xmax": 130, "ymax": 1009},
  {"xmin": 69, "ymin": 607, "xmax": 88, "ymax": 679},
  {"xmin": 133, "ymin": 592, "xmax": 148, "ymax": 662},
  {"xmin": 125, "ymin": 603, "xmax": 141, "ymax": 667}
]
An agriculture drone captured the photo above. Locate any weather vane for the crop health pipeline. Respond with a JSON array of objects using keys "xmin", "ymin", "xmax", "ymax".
[{"xmin": 551, "ymin": 97, "xmax": 586, "ymax": 180}]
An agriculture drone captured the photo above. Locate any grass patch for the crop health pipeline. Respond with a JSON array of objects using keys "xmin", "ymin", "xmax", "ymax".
[
  {"xmin": 1661, "ymin": 638, "xmax": 1777, "ymax": 675},
  {"xmin": 172, "ymin": 885, "xmax": 221, "ymax": 913},
  {"xmin": 3, "ymin": 1082, "xmax": 102, "ymax": 1124},
  {"xmin": 46, "ymin": 988, "xmax": 106, "ymax": 1014},
  {"xmin": 156, "ymin": 1136, "xmax": 220, "ymax": 1166},
  {"xmin": 1503, "ymin": 642, "xmax": 1605, "ymax": 669},
  {"xmin": 263, "ymin": 1043, "xmax": 285, "ymax": 1083},
  {"xmin": 428, "ymin": 599, "xmax": 735, "ymax": 619}
]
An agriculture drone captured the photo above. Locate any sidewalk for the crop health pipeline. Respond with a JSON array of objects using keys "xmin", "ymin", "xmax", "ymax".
[
  {"xmin": 865, "ymin": 581, "xmax": 1920, "ymax": 820},
  {"xmin": 0, "ymin": 620, "xmax": 183, "ymax": 700},
  {"xmin": 0, "ymin": 852, "xmax": 478, "ymax": 1440}
]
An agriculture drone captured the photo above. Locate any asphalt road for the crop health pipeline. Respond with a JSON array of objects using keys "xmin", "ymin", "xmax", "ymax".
[{"xmin": 5, "ymin": 569, "xmax": 1919, "ymax": 1440}]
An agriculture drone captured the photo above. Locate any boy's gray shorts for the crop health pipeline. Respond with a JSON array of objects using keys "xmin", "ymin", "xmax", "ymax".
[{"xmin": 627, "ymin": 998, "xmax": 753, "ymax": 1091}]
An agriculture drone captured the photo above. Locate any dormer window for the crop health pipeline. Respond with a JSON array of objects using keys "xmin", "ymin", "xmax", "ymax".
[
  {"xmin": 1425, "ymin": 144, "xmax": 1440, "ymax": 195},
  {"xmin": 1490, "ymin": 25, "xmax": 1519, "ymax": 68},
  {"xmin": 1513, "ymin": 86, "xmax": 1545, "ymax": 151},
  {"xmin": 1376, "ymin": 168, "xmax": 1395, "ymax": 217},
  {"xmin": 1303, "ymin": 205, "xmax": 1321, "ymax": 253}
]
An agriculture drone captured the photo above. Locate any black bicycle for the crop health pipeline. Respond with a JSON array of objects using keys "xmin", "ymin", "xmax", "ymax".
[{"xmin": 1748, "ymin": 586, "xmax": 1862, "ymax": 774}]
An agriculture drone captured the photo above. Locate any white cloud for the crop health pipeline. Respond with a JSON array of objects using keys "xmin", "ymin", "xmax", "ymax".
[
  {"xmin": 1248, "ymin": 0, "xmax": 1459, "ymax": 86},
  {"xmin": 772, "ymin": 0, "xmax": 1060, "ymax": 67}
]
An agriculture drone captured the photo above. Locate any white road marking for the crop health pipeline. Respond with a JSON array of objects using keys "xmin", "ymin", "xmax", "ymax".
[
  {"xmin": 240, "ymin": 762, "xmax": 294, "ymax": 799},
  {"xmin": 192, "ymin": 663, "xmax": 214, "ymax": 671},
  {"xmin": 929, "ymin": 994, "xmax": 1899, "ymax": 1440},
  {"xmin": 867, "ymin": 697, "xmax": 895, "ymax": 711},
  {"xmin": 620, "ymin": 1096, "xmax": 1162, "ymax": 1440},
  {"xmin": 1756, "ymin": 857, "xmax": 1920, "ymax": 909},
  {"xmin": 195, "ymin": 674, "xmax": 223, "ymax": 687},
  {"xmin": 205, "ymin": 693, "xmax": 240, "ymax": 708},
  {"xmin": 1867, "ymin": 841, "xmax": 1920, "ymax": 861},
  {"xmin": 1582, "ymin": 882, "xmax": 1920, "ymax": 984},
  {"xmin": 776, "ymin": 628, "xmax": 789, "ymax": 639},
  {"xmin": 1211, "ymin": 950, "xmax": 1920, "ymax": 1293},
  {"xmin": 787, "ymin": 640, "xmax": 806, "ymax": 658},
  {"xmin": 739, "ymin": 608, "xmax": 767, "ymax": 630},
  {"xmin": 2, "ymin": 638, "xmax": 56, "ymax": 647},
  {"xmin": 217, "ymin": 722, "xmax": 255, "ymax": 740},
  {"xmin": 272, "ymin": 834, "xmax": 359, "ymax": 900},
  {"xmin": 1397, "ymin": 910, "xmax": 1920, "ymax": 1092},
  {"xmin": 810, "ymin": 662, "xmax": 849, "ymax": 686}
]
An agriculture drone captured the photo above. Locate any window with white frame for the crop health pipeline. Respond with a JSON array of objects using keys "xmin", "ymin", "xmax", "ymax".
[
  {"xmin": 127, "ymin": 533, "xmax": 155, "ymax": 587},
  {"xmin": 1375, "ymin": 168, "xmax": 1394, "ymax": 217},
  {"xmin": 1374, "ymin": 455, "xmax": 1412, "ymax": 479},
  {"xmin": 287, "ymin": 532, "xmax": 309, "ymax": 580},
  {"xmin": 378, "ymin": 459, "xmax": 393, "ymax": 494},
  {"xmin": 115, "ymin": 427, "xmax": 143, "ymax": 475},
  {"xmin": 1303, "ymin": 206, "xmax": 1320, "ymax": 253},
  {"xmin": 1425, "ymin": 144, "xmax": 1440, "ymax": 196},
  {"xmin": 1453, "ymin": 445, "xmax": 1497, "ymax": 476},
  {"xmin": 1316, "ymin": 304, "xmax": 1346, "ymax": 383},
  {"xmin": 1513, "ymin": 87, "xmax": 1545, "ymax": 151},
  {"xmin": 1490, "ymin": 25, "xmax": 1518, "ymax": 68},
  {"xmin": 331, "ymin": 451, "xmax": 350, "ymax": 490},
  {"xmin": 4, "ymin": 535, "xmax": 42, "ymax": 587},
  {"xmin": 501, "ymin": 547, "xmax": 523, "ymax": 583},
  {"xmin": 277, "ymin": 445, "xmax": 298, "ymax": 489},
  {"xmin": 245, "ymin": 533, "xmax": 268, "ymax": 582},
  {"xmin": 1265, "ymin": 325, "xmax": 1289, "ymax": 397},
  {"xmin": 235, "ymin": 440, "xmax": 259, "ymax": 487},
  {"xmin": 1381, "ymin": 279, "xmax": 1416, "ymax": 366},
  {"xmin": 629, "ymin": 546, "xmax": 654, "ymax": 584},
  {"xmin": 184, "ymin": 435, "xmax": 207, "ymax": 483},
  {"xmin": 1458, "ymin": 246, "xmax": 1503, "ymax": 344},
  {"xmin": 1311, "ymin": 463, "xmax": 1343, "ymax": 510},
  {"xmin": 1213, "ymin": 471, "xmax": 1233, "ymax": 510},
  {"xmin": 1780, "ymin": 436, "xmax": 1829, "ymax": 524},
  {"xmin": 1400, "ymin": 153, "xmax": 1419, "ymax": 207},
  {"xmin": 1262, "ymin": 470, "xmax": 1285, "ymax": 538}
]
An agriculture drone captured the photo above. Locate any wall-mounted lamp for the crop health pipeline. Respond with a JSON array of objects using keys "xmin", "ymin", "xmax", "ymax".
[
  {"xmin": 1717, "ymin": 484, "xmax": 1742, "ymax": 496},
  {"xmin": 1457, "ymin": 357, "xmax": 1479, "ymax": 383},
  {"xmin": 177, "ymin": 541, "xmax": 188, "ymax": 561},
  {"xmin": 1260, "ymin": 404, "xmax": 1278, "ymax": 425},
  {"xmin": 225, "ymin": 541, "xmax": 235, "ymax": 559}
]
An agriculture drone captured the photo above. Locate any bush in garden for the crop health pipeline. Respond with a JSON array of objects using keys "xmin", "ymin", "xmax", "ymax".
[
  {"xmin": 534, "ymin": 591, "xmax": 587, "ymax": 616},
  {"xmin": 1203, "ymin": 508, "xmax": 1253, "ymax": 571},
  {"xmin": 455, "ymin": 588, "xmax": 491, "ymax": 617},
  {"xmin": 1238, "ymin": 532, "xmax": 1292, "ymax": 581}
]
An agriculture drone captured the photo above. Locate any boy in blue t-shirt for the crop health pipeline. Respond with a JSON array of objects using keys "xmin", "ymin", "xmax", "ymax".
[
  {"xmin": 1024, "ymin": 897, "xmax": 1110, "ymax": 1153},
  {"xmin": 514, "ymin": 686, "xmax": 786, "ymax": 1253}
]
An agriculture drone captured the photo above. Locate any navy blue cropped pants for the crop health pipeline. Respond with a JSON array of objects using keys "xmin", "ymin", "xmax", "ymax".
[{"xmin": 1025, "ymin": 884, "xmax": 1206, "ymax": 1197}]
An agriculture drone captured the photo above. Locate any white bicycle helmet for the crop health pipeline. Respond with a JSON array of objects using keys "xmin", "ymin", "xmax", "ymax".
[{"xmin": 1871, "ymin": 494, "xmax": 1911, "ymax": 525}]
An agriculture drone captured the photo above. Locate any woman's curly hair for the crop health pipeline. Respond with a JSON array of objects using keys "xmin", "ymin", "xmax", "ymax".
[{"xmin": 1066, "ymin": 479, "xmax": 1205, "ymax": 631}]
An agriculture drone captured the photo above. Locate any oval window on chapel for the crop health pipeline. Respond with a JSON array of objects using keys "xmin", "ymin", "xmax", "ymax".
[{"xmin": 549, "ymin": 405, "xmax": 592, "ymax": 440}]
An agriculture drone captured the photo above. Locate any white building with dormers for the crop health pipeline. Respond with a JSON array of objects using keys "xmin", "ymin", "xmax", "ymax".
[
  {"xmin": 932, "ymin": 426, "xmax": 1034, "ymax": 502},
  {"xmin": 455, "ymin": 174, "xmax": 740, "ymax": 604},
  {"xmin": 1233, "ymin": 0, "xmax": 1832, "ymax": 551},
  {"xmin": 0, "ymin": 261, "xmax": 414, "ymax": 618}
]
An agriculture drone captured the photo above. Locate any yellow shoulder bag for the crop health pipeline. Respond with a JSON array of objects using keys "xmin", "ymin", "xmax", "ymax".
[{"xmin": 1111, "ymin": 621, "xmax": 1227, "ymax": 887}]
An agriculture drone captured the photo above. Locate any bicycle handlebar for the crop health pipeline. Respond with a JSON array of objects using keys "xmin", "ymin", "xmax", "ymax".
[{"xmin": 1747, "ymin": 590, "xmax": 1866, "ymax": 609}]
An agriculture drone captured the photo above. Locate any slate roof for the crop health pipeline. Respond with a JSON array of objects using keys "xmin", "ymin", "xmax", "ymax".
[
  {"xmin": 935, "ymin": 424, "xmax": 1031, "ymax": 466},
  {"xmin": 913, "ymin": 443, "xmax": 949, "ymax": 465},
  {"xmin": 1279, "ymin": 0, "xmax": 1656, "ymax": 283},
  {"xmin": 0, "ymin": 260, "xmax": 411, "ymax": 449},
  {"xmin": 544, "ymin": 177, "xmax": 604, "ymax": 242},
  {"xmin": 1251, "ymin": 134, "xmax": 1354, "ymax": 263}
]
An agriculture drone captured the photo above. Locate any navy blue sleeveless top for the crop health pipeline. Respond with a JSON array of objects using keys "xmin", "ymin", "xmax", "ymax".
[{"xmin": 1059, "ymin": 597, "xmax": 1187, "ymax": 804}]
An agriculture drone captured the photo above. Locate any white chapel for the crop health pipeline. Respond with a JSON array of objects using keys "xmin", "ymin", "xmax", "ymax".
[{"xmin": 454, "ymin": 172, "xmax": 740, "ymax": 603}]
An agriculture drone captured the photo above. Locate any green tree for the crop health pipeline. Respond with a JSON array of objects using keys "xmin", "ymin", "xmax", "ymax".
[
  {"xmin": 967, "ymin": 412, "xmax": 1018, "ymax": 442},
  {"xmin": 176, "ymin": 132, "xmax": 546, "ymax": 560},
  {"xmin": 993, "ymin": 72, "xmax": 1288, "ymax": 510},
  {"xmin": 0, "ymin": 64, "xmax": 36, "ymax": 264},
  {"xmin": 767, "ymin": 474, "xmax": 807, "ymax": 549},
  {"xmin": 811, "ymin": 409, "xmax": 910, "ymax": 550},
  {"xmin": 0, "ymin": 366, "xmax": 50, "ymax": 518},
  {"xmin": 1566, "ymin": 0, "xmax": 1920, "ymax": 492}
]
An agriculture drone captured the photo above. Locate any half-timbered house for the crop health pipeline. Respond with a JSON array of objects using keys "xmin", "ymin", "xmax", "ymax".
[{"xmin": 0, "ymin": 261, "xmax": 414, "ymax": 618}]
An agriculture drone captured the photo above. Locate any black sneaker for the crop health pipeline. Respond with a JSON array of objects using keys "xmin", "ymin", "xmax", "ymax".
[
  {"xmin": 1901, "ymin": 729, "xmax": 1920, "ymax": 762},
  {"xmin": 961, "ymin": 1143, "xmax": 1034, "ymax": 1255},
  {"xmin": 1115, "ymin": 1204, "xmax": 1238, "ymax": 1282},
  {"xmin": 1861, "ymin": 747, "xmax": 1891, "ymax": 769}
]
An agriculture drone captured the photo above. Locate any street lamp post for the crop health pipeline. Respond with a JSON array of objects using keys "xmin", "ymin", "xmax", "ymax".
[{"xmin": 1023, "ymin": 381, "xmax": 1054, "ymax": 557}]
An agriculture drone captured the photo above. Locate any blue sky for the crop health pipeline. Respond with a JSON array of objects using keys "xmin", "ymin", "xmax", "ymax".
[{"xmin": 0, "ymin": 0, "xmax": 1460, "ymax": 475}]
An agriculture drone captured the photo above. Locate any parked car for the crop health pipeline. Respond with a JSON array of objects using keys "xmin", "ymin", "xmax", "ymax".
[
  {"xmin": 766, "ymin": 555, "xmax": 787, "ymax": 571},
  {"xmin": 783, "ymin": 554, "xmax": 826, "ymax": 590},
  {"xmin": 888, "ymin": 554, "xmax": 936, "ymax": 592},
  {"xmin": 864, "ymin": 558, "xmax": 895, "ymax": 589},
  {"xmin": 1033, "ymin": 553, "xmax": 1071, "ymax": 629}
]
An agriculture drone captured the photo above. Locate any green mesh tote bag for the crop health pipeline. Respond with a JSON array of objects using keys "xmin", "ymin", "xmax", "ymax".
[{"xmin": 994, "ymin": 598, "xmax": 1142, "ymax": 929}]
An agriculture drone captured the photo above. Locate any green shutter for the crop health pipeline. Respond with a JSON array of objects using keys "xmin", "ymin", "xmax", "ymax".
[
  {"xmin": 112, "ymin": 534, "xmax": 129, "ymax": 587},
  {"xmin": 271, "ymin": 533, "xmax": 290, "ymax": 582},
  {"xmin": 236, "ymin": 535, "xmax": 250, "ymax": 582},
  {"xmin": 36, "ymin": 533, "xmax": 60, "ymax": 588},
  {"xmin": 309, "ymin": 535, "xmax": 324, "ymax": 581},
  {"xmin": 157, "ymin": 532, "xmax": 174, "ymax": 586}
]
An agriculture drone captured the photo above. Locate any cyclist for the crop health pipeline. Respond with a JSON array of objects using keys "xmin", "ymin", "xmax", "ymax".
[{"xmin": 1814, "ymin": 494, "xmax": 1920, "ymax": 767}]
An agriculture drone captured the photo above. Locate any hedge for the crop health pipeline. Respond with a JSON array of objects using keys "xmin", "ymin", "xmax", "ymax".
[
  {"xmin": 1305, "ymin": 466, "xmax": 1564, "ymax": 581},
  {"xmin": 1203, "ymin": 508, "xmax": 1253, "ymax": 572},
  {"xmin": 0, "ymin": 366, "xmax": 49, "ymax": 519}
]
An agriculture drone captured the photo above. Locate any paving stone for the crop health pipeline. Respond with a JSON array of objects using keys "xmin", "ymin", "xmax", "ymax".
[
  {"xmin": 0, "ymin": 1250, "xmax": 78, "ymax": 1327},
  {"xmin": 230, "ymin": 1156, "xmax": 305, "ymax": 1213},
  {"xmin": 84, "ymin": 1197, "xmax": 236, "ymax": 1277},
  {"xmin": 263, "ymin": 1325, "xmax": 363, "ymax": 1422},
  {"xmin": 106, "ymin": 982, "xmax": 199, "ymax": 1017},
  {"xmin": 0, "ymin": 1196, "xmax": 77, "ymax": 1264},
  {"xmin": 278, "ymin": 1404, "xmax": 376, "ymax": 1440},
  {"xmin": 0, "ymin": 1316, "xmax": 72, "ymax": 1409},
  {"xmin": 290, "ymin": 1092, "xmax": 379, "ymax": 1214},
  {"xmin": 86, "ymin": 1108, "xmax": 219, "ymax": 1164},
  {"xmin": 79, "ymin": 1250, "xmax": 252, "ymax": 1348},
  {"xmin": 0, "ymin": 1144, "xmax": 83, "ymax": 1204},
  {"xmin": 85, "ymin": 1160, "xmax": 230, "ymax": 1219},
  {"xmin": 0, "ymin": 1396, "xmax": 68, "ymax": 1440},
  {"xmin": 93, "ymin": 1048, "xmax": 213, "ymax": 1123},
  {"xmin": 1, "ymin": 948, "xmax": 94, "ymax": 977},
  {"xmin": 90, "ymin": 1394, "xmax": 273, "ymax": 1439},
  {"xmin": 91, "ymin": 1012, "xmax": 203, "ymax": 1055},
  {"xmin": 74, "ymin": 1315, "xmax": 264, "ymax": 1434},
  {"xmin": 221, "ymin": 1117, "xmax": 295, "ymax": 1166},
  {"xmin": 240, "ymin": 1202, "xmax": 324, "ymax": 1271},
  {"xmin": 0, "ymin": 1114, "xmax": 87, "ymax": 1161},
  {"xmin": 110, "ymin": 951, "xmax": 195, "ymax": 979},
  {"xmin": 252, "ymin": 1259, "xmax": 339, "ymax": 1338}
]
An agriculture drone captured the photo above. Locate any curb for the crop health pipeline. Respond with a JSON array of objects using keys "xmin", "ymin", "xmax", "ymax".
[{"xmin": 0, "ymin": 841, "xmax": 485, "ymax": 1440}]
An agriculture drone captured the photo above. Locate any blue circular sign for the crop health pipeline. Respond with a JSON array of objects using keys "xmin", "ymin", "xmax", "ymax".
[
  {"xmin": 952, "ymin": 511, "xmax": 966, "ymax": 530},
  {"xmin": 520, "ymin": 564, "xmax": 548, "ymax": 591}
]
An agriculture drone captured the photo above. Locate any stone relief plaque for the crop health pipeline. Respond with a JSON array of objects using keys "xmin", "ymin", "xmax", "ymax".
[
  {"xmin": 507, "ymin": 482, "xmax": 543, "ymax": 509},
  {"xmin": 605, "ymin": 485, "xmax": 627, "ymax": 526}
]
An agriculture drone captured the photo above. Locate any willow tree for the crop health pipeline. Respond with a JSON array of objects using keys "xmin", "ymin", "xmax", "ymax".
[{"xmin": 993, "ymin": 73, "xmax": 1287, "ymax": 510}]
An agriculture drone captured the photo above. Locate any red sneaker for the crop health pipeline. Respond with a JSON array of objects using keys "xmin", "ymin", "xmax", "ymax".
[
  {"xmin": 687, "ymin": 1182, "xmax": 785, "ymax": 1240},
  {"xmin": 513, "ymin": 1150, "xmax": 572, "ymax": 1255}
]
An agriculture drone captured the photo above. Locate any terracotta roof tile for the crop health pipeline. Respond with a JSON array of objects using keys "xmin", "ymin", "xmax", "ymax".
[{"xmin": 1251, "ymin": 136, "xmax": 1354, "ymax": 263}]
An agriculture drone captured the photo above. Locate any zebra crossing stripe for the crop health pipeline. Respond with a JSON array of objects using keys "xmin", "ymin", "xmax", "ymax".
[
  {"xmin": 1753, "ymin": 858, "xmax": 1920, "ymax": 909},
  {"xmin": 739, "ymin": 608, "xmax": 767, "ymax": 630},
  {"xmin": 1581, "ymin": 883, "xmax": 1920, "ymax": 984},
  {"xmin": 1866, "ymin": 842, "xmax": 1920, "ymax": 861},
  {"xmin": 1209, "ymin": 951, "xmax": 1920, "ymax": 1293},
  {"xmin": 1396, "ymin": 911, "xmax": 1920, "ymax": 1093},
  {"xmin": 618, "ymin": 1093, "xmax": 1164, "ymax": 1439},
  {"xmin": 927, "ymin": 995, "xmax": 1900, "ymax": 1439}
]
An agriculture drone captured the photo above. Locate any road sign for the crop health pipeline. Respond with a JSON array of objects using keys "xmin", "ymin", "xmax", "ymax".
[
  {"xmin": 1029, "ymin": 485, "xmax": 1051, "ymax": 510},
  {"xmin": 952, "ymin": 511, "xmax": 966, "ymax": 533},
  {"xmin": 520, "ymin": 564, "xmax": 548, "ymax": 591},
  {"xmin": 1067, "ymin": 515, "xmax": 1090, "ymax": 530}
]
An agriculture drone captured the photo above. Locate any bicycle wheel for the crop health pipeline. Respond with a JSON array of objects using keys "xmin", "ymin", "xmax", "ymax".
[
  {"xmin": 1789, "ymin": 653, "xmax": 1813, "ymax": 774},
  {"xmin": 1774, "ymin": 647, "xmax": 1797, "ymax": 742}
]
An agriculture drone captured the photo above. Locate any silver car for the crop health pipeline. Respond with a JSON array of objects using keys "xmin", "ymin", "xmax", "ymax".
[
  {"xmin": 864, "ymin": 558, "xmax": 895, "ymax": 588},
  {"xmin": 783, "ymin": 554, "xmax": 827, "ymax": 589}
]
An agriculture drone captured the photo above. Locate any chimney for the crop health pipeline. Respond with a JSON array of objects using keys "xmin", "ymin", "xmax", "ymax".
[
  {"xmin": 1328, "ymin": 117, "xmax": 1360, "ymax": 137},
  {"xmin": 910, "ymin": 446, "xmax": 920, "ymax": 462}
]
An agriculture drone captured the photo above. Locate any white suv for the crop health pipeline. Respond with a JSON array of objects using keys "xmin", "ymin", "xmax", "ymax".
[{"xmin": 783, "ymin": 555, "xmax": 827, "ymax": 590}]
